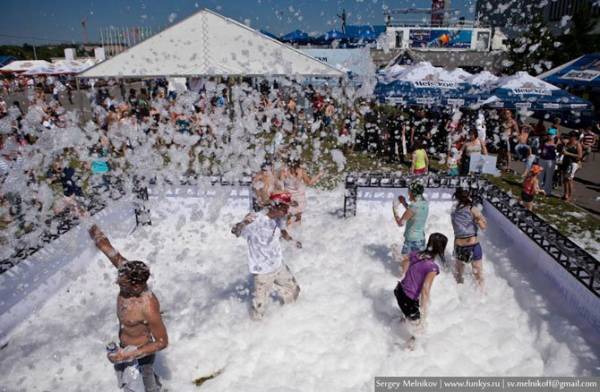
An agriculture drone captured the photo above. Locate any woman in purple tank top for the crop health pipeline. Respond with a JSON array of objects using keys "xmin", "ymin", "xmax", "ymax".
[{"xmin": 394, "ymin": 233, "xmax": 448, "ymax": 346}]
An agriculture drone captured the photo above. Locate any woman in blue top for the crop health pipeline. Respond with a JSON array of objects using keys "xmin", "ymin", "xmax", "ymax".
[
  {"xmin": 393, "ymin": 182, "xmax": 429, "ymax": 256},
  {"xmin": 451, "ymin": 188, "xmax": 487, "ymax": 289}
]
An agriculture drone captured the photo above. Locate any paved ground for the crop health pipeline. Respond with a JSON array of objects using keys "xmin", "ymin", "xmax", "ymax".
[{"xmin": 509, "ymin": 152, "xmax": 600, "ymax": 218}]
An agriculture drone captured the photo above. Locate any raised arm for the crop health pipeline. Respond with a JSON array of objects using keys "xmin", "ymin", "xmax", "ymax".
[
  {"xmin": 89, "ymin": 224, "xmax": 127, "ymax": 268},
  {"xmin": 394, "ymin": 196, "xmax": 413, "ymax": 227}
]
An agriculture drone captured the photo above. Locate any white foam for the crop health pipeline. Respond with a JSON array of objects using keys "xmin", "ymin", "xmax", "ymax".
[{"xmin": 0, "ymin": 189, "xmax": 597, "ymax": 391}]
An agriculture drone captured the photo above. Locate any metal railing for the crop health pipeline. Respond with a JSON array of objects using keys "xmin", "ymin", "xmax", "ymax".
[{"xmin": 343, "ymin": 172, "xmax": 600, "ymax": 298}]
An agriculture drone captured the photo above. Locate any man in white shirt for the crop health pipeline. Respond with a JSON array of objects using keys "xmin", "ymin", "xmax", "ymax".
[{"xmin": 232, "ymin": 192, "xmax": 302, "ymax": 320}]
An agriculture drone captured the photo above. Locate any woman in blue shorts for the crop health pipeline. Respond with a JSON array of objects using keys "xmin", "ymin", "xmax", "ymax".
[
  {"xmin": 393, "ymin": 182, "xmax": 429, "ymax": 256},
  {"xmin": 451, "ymin": 188, "xmax": 487, "ymax": 289}
]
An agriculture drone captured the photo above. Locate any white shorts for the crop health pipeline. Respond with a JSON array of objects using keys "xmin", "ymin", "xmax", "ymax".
[{"xmin": 567, "ymin": 163, "xmax": 579, "ymax": 180}]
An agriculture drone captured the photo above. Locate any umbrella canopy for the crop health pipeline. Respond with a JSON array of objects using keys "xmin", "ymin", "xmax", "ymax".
[
  {"xmin": 487, "ymin": 71, "xmax": 593, "ymax": 111},
  {"xmin": 259, "ymin": 29, "xmax": 279, "ymax": 40},
  {"xmin": 0, "ymin": 60, "xmax": 54, "ymax": 74},
  {"xmin": 316, "ymin": 30, "xmax": 348, "ymax": 44},
  {"xmin": 375, "ymin": 62, "xmax": 479, "ymax": 107},
  {"xmin": 0, "ymin": 56, "xmax": 15, "ymax": 67},
  {"xmin": 465, "ymin": 70, "xmax": 498, "ymax": 87},
  {"xmin": 540, "ymin": 53, "xmax": 600, "ymax": 89},
  {"xmin": 345, "ymin": 25, "xmax": 386, "ymax": 42},
  {"xmin": 280, "ymin": 29, "xmax": 311, "ymax": 44}
]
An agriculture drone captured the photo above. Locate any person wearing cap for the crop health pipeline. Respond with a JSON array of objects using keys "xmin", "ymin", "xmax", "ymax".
[
  {"xmin": 393, "ymin": 182, "xmax": 429, "ymax": 257},
  {"xmin": 232, "ymin": 192, "xmax": 302, "ymax": 320},
  {"xmin": 559, "ymin": 131, "xmax": 583, "ymax": 202},
  {"xmin": 88, "ymin": 225, "xmax": 168, "ymax": 392},
  {"xmin": 451, "ymin": 188, "xmax": 487, "ymax": 289},
  {"xmin": 521, "ymin": 164, "xmax": 545, "ymax": 211}
]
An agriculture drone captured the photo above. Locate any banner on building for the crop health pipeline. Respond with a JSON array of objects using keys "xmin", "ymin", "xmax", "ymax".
[{"xmin": 409, "ymin": 29, "xmax": 472, "ymax": 49}]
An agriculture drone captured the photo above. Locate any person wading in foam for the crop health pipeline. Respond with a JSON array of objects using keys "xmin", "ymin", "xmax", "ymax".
[
  {"xmin": 392, "ymin": 182, "xmax": 429, "ymax": 260},
  {"xmin": 394, "ymin": 233, "xmax": 448, "ymax": 349},
  {"xmin": 451, "ymin": 188, "xmax": 487, "ymax": 290},
  {"xmin": 232, "ymin": 192, "xmax": 302, "ymax": 320},
  {"xmin": 89, "ymin": 225, "xmax": 168, "ymax": 392}
]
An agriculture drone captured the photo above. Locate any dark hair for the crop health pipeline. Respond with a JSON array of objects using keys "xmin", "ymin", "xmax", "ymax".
[
  {"xmin": 453, "ymin": 187, "xmax": 473, "ymax": 209},
  {"xmin": 469, "ymin": 127, "xmax": 478, "ymax": 138},
  {"xmin": 420, "ymin": 232, "xmax": 448, "ymax": 263},
  {"xmin": 118, "ymin": 261, "xmax": 150, "ymax": 285}
]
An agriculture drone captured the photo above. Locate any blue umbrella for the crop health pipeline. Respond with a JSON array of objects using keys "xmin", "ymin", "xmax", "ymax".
[
  {"xmin": 542, "ymin": 53, "xmax": 600, "ymax": 90},
  {"xmin": 260, "ymin": 30, "xmax": 280, "ymax": 40},
  {"xmin": 486, "ymin": 72, "xmax": 593, "ymax": 112},
  {"xmin": 317, "ymin": 30, "xmax": 348, "ymax": 44},
  {"xmin": 280, "ymin": 30, "xmax": 311, "ymax": 44},
  {"xmin": 374, "ymin": 79, "xmax": 479, "ymax": 107},
  {"xmin": 345, "ymin": 25, "xmax": 386, "ymax": 42}
]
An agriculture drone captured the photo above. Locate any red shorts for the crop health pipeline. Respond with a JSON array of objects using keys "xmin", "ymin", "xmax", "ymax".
[{"xmin": 413, "ymin": 168, "xmax": 427, "ymax": 175}]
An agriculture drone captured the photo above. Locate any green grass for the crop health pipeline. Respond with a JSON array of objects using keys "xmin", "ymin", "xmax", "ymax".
[{"xmin": 484, "ymin": 173, "xmax": 600, "ymax": 254}]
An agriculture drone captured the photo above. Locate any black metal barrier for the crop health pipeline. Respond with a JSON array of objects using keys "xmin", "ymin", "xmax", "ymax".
[{"xmin": 343, "ymin": 172, "xmax": 600, "ymax": 298}]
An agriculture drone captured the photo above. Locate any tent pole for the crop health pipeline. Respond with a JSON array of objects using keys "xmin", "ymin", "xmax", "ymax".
[{"xmin": 75, "ymin": 77, "xmax": 84, "ymax": 124}]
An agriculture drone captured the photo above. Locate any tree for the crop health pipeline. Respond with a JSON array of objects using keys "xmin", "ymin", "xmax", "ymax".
[
  {"xmin": 554, "ymin": 4, "xmax": 599, "ymax": 64},
  {"xmin": 505, "ymin": 11, "xmax": 556, "ymax": 75}
]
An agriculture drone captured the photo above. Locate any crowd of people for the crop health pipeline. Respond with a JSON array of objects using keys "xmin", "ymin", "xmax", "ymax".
[
  {"xmin": 1, "ymin": 73, "xmax": 599, "ymax": 269},
  {"xmin": 0, "ymin": 73, "xmax": 599, "ymax": 391}
]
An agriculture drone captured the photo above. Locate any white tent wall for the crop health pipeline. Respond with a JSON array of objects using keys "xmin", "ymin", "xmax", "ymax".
[
  {"xmin": 79, "ymin": 9, "xmax": 343, "ymax": 79},
  {"xmin": 483, "ymin": 200, "xmax": 600, "ymax": 332},
  {"xmin": 0, "ymin": 201, "xmax": 136, "ymax": 344}
]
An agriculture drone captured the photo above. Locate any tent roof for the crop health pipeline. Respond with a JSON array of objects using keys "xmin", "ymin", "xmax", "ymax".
[
  {"xmin": 345, "ymin": 25, "xmax": 386, "ymax": 41},
  {"xmin": 0, "ymin": 60, "xmax": 53, "ymax": 73},
  {"xmin": 0, "ymin": 56, "xmax": 16, "ymax": 67},
  {"xmin": 495, "ymin": 71, "xmax": 560, "ymax": 91},
  {"xmin": 79, "ymin": 9, "xmax": 343, "ymax": 78},
  {"xmin": 540, "ymin": 53, "xmax": 600, "ymax": 88}
]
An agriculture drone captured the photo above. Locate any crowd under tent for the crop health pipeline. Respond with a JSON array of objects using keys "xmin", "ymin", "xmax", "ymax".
[{"xmin": 78, "ymin": 9, "xmax": 343, "ymax": 80}]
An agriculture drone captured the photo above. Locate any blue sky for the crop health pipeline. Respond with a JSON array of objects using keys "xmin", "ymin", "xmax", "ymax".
[{"xmin": 0, "ymin": 0, "xmax": 476, "ymax": 45}]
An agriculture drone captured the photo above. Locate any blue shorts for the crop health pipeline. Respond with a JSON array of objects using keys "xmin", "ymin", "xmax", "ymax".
[
  {"xmin": 401, "ymin": 239, "xmax": 426, "ymax": 255},
  {"xmin": 454, "ymin": 243, "xmax": 483, "ymax": 263}
]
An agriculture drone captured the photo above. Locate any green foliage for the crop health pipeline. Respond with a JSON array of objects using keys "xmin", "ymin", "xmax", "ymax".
[
  {"xmin": 506, "ymin": 12, "xmax": 556, "ymax": 75},
  {"xmin": 0, "ymin": 44, "xmax": 94, "ymax": 61},
  {"xmin": 506, "ymin": 4, "xmax": 600, "ymax": 75}
]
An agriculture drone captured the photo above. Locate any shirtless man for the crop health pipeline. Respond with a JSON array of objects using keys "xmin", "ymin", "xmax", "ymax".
[
  {"xmin": 251, "ymin": 161, "xmax": 276, "ymax": 211},
  {"xmin": 89, "ymin": 224, "xmax": 168, "ymax": 392}
]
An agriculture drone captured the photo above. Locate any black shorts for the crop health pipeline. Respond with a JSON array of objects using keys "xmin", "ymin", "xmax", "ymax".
[
  {"xmin": 394, "ymin": 282, "xmax": 420, "ymax": 321},
  {"xmin": 521, "ymin": 192, "xmax": 534, "ymax": 203}
]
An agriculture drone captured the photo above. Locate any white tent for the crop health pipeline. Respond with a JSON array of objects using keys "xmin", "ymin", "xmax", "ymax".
[
  {"xmin": 0, "ymin": 60, "xmax": 54, "ymax": 74},
  {"xmin": 79, "ymin": 9, "xmax": 343, "ymax": 78}
]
